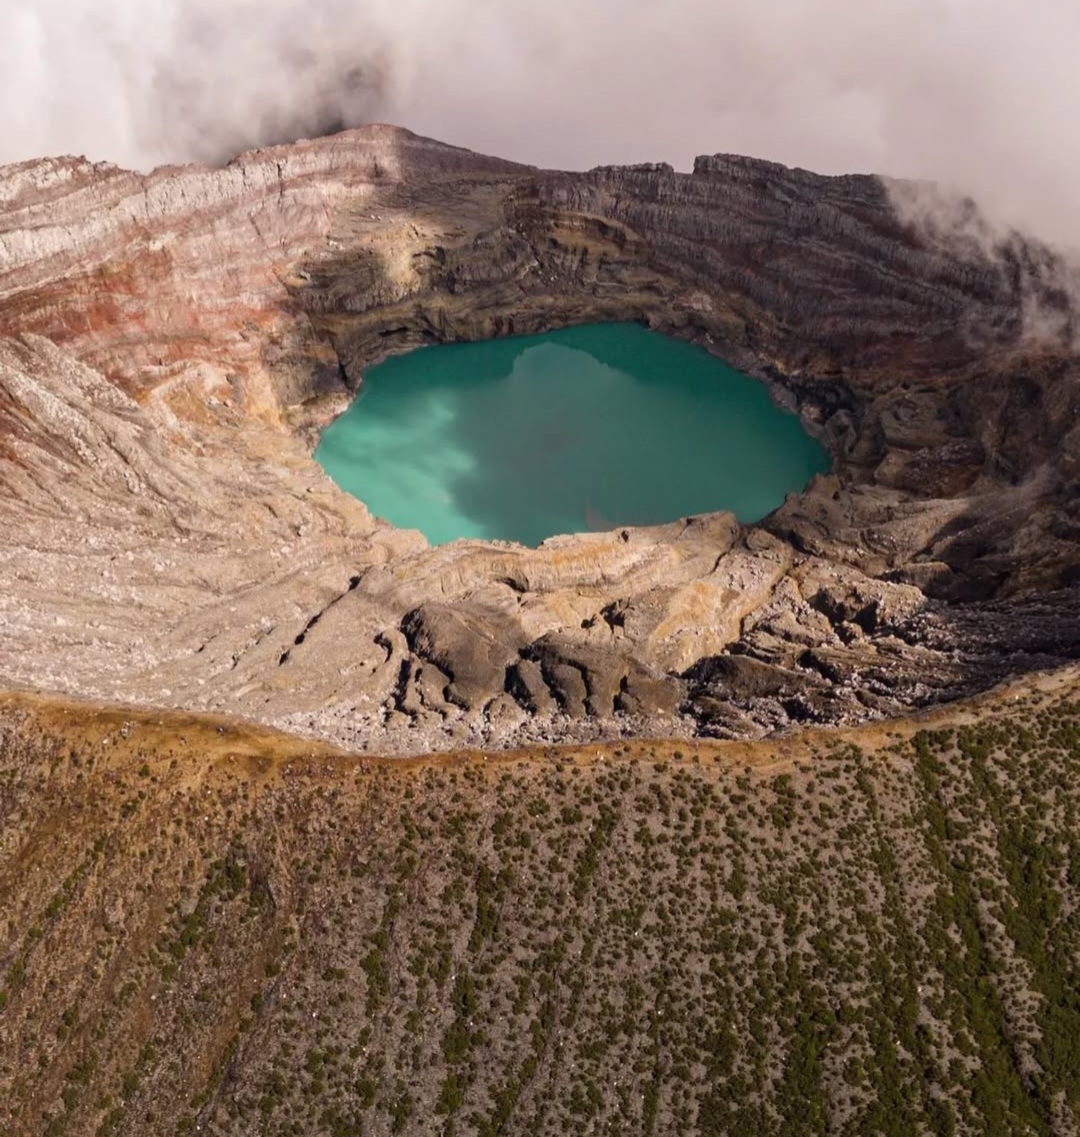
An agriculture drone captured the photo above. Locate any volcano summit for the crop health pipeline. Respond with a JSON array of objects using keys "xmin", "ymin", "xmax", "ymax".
[{"xmin": 0, "ymin": 124, "xmax": 1077, "ymax": 752}]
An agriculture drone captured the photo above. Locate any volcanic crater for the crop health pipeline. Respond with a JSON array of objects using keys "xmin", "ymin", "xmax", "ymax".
[{"xmin": 1, "ymin": 124, "xmax": 1077, "ymax": 752}]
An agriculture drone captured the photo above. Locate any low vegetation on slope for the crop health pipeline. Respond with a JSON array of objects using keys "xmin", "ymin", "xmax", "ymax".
[{"xmin": 0, "ymin": 680, "xmax": 1077, "ymax": 1137}]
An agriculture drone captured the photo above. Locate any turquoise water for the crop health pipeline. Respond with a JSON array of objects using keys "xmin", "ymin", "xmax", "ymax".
[{"xmin": 315, "ymin": 323, "xmax": 829, "ymax": 546}]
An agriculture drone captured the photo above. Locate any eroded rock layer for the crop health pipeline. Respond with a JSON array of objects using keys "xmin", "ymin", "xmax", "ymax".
[{"xmin": 0, "ymin": 125, "xmax": 1077, "ymax": 751}]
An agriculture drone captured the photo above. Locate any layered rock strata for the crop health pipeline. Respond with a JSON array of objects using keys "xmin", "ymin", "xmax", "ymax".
[{"xmin": 0, "ymin": 125, "xmax": 1077, "ymax": 751}]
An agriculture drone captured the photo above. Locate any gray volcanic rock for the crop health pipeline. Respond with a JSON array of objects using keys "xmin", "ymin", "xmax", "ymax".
[
  {"xmin": 402, "ymin": 603, "xmax": 527, "ymax": 710},
  {"xmin": 0, "ymin": 124, "xmax": 1077, "ymax": 752}
]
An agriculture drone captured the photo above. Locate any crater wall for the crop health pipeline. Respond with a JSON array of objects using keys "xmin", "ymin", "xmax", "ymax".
[{"xmin": 0, "ymin": 125, "xmax": 1076, "ymax": 751}]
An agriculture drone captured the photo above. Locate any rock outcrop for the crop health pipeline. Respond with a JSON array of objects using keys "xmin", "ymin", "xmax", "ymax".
[{"xmin": 0, "ymin": 124, "xmax": 1077, "ymax": 751}]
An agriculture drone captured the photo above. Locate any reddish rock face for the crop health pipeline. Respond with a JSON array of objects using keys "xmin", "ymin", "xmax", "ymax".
[
  {"xmin": 0, "ymin": 127, "xmax": 527, "ymax": 418},
  {"xmin": 0, "ymin": 125, "xmax": 1076, "ymax": 752}
]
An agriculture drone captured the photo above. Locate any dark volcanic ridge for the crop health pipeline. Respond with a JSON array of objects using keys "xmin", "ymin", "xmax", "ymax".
[{"xmin": 0, "ymin": 124, "xmax": 1077, "ymax": 752}]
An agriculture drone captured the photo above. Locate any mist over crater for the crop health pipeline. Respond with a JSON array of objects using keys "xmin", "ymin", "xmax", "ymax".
[{"xmin": 4, "ymin": 0, "xmax": 1080, "ymax": 254}]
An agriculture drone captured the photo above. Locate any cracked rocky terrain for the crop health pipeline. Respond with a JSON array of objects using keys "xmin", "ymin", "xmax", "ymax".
[{"xmin": 1, "ymin": 124, "xmax": 1078, "ymax": 752}]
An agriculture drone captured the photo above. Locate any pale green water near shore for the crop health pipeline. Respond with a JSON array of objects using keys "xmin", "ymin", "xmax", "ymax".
[{"xmin": 315, "ymin": 323, "xmax": 829, "ymax": 546}]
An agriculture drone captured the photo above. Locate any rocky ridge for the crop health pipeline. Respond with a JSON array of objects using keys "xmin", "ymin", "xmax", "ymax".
[{"xmin": 0, "ymin": 125, "xmax": 1077, "ymax": 751}]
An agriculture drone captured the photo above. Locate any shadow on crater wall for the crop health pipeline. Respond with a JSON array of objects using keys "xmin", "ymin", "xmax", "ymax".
[{"xmin": 289, "ymin": 137, "xmax": 1080, "ymax": 731}]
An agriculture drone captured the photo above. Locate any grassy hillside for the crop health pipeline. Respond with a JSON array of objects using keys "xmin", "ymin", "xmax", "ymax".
[{"xmin": 0, "ymin": 674, "xmax": 1077, "ymax": 1137}]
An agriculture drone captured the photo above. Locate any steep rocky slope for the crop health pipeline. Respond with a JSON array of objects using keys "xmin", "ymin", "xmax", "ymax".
[
  {"xmin": 1, "ymin": 670, "xmax": 1077, "ymax": 1136},
  {"xmin": 0, "ymin": 125, "xmax": 1077, "ymax": 750}
]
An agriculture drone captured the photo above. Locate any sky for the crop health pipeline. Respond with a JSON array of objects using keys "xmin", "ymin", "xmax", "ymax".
[{"xmin": 0, "ymin": 0, "xmax": 1077, "ymax": 250}]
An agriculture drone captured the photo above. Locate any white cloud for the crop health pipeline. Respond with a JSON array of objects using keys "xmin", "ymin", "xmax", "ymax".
[{"xmin": 0, "ymin": 0, "xmax": 1078, "ymax": 250}]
